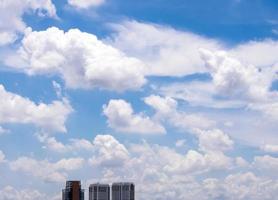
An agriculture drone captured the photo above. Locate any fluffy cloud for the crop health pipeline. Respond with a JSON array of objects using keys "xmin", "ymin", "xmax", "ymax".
[
  {"xmin": 175, "ymin": 139, "xmax": 186, "ymax": 147},
  {"xmin": 157, "ymin": 81, "xmax": 245, "ymax": 109},
  {"xmin": 90, "ymin": 138, "xmax": 236, "ymax": 200},
  {"xmin": 0, "ymin": 186, "xmax": 45, "ymax": 200},
  {"xmin": 109, "ymin": 20, "xmax": 278, "ymax": 79},
  {"xmin": 0, "ymin": 84, "xmax": 72, "ymax": 133},
  {"xmin": 89, "ymin": 135, "xmax": 129, "ymax": 167},
  {"xmin": 253, "ymin": 155, "xmax": 278, "ymax": 172},
  {"xmin": 7, "ymin": 27, "xmax": 146, "ymax": 91},
  {"xmin": 200, "ymin": 172, "xmax": 278, "ymax": 200},
  {"xmin": 68, "ymin": 0, "xmax": 105, "ymax": 9},
  {"xmin": 0, "ymin": 150, "xmax": 5, "ymax": 163},
  {"xmin": 37, "ymin": 134, "xmax": 94, "ymax": 153},
  {"xmin": 261, "ymin": 144, "xmax": 278, "ymax": 153},
  {"xmin": 144, "ymin": 95, "xmax": 215, "ymax": 130},
  {"xmin": 199, "ymin": 49, "xmax": 278, "ymax": 120},
  {"xmin": 88, "ymin": 136, "xmax": 277, "ymax": 200},
  {"xmin": 200, "ymin": 49, "xmax": 272, "ymax": 101},
  {"xmin": 0, "ymin": 0, "xmax": 56, "ymax": 46},
  {"xmin": 249, "ymin": 102, "xmax": 278, "ymax": 120},
  {"xmin": 9, "ymin": 157, "xmax": 84, "ymax": 182},
  {"xmin": 195, "ymin": 129, "xmax": 234, "ymax": 153},
  {"xmin": 103, "ymin": 99, "xmax": 165, "ymax": 134},
  {"xmin": 231, "ymin": 39, "xmax": 278, "ymax": 68},
  {"xmin": 108, "ymin": 20, "xmax": 222, "ymax": 76}
]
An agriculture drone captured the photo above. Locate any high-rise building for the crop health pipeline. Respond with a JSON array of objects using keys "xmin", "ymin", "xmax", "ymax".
[
  {"xmin": 89, "ymin": 183, "xmax": 110, "ymax": 200},
  {"xmin": 62, "ymin": 181, "xmax": 85, "ymax": 200},
  {"xmin": 112, "ymin": 182, "xmax": 135, "ymax": 200}
]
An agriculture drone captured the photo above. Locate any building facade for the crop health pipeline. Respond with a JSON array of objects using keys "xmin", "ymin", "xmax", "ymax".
[
  {"xmin": 62, "ymin": 181, "xmax": 85, "ymax": 200},
  {"xmin": 112, "ymin": 182, "xmax": 135, "ymax": 200},
  {"xmin": 89, "ymin": 183, "xmax": 110, "ymax": 200}
]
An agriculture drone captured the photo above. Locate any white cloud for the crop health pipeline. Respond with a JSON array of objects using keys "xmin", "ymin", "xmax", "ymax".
[
  {"xmin": 37, "ymin": 134, "xmax": 94, "ymax": 153},
  {"xmin": 0, "ymin": 150, "xmax": 5, "ymax": 163},
  {"xmin": 195, "ymin": 129, "xmax": 234, "ymax": 153},
  {"xmin": 68, "ymin": 0, "xmax": 105, "ymax": 9},
  {"xmin": 253, "ymin": 155, "xmax": 278, "ymax": 172},
  {"xmin": 144, "ymin": 95, "xmax": 215, "ymax": 130},
  {"xmin": 9, "ymin": 157, "xmax": 84, "ymax": 182},
  {"xmin": 108, "ymin": 20, "xmax": 222, "ymax": 76},
  {"xmin": 0, "ymin": 186, "xmax": 45, "ymax": 200},
  {"xmin": 7, "ymin": 27, "xmax": 146, "ymax": 91},
  {"xmin": 103, "ymin": 99, "xmax": 165, "ymax": 134},
  {"xmin": 90, "ymin": 138, "xmax": 236, "ymax": 200},
  {"xmin": 249, "ymin": 102, "xmax": 278, "ymax": 120},
  {"xmin": 52, "ymin": 81, "xmax": 62, "ymax": 98},
  {"xmin": 0, "ymin": 84, "xmax": 72, "ymax": 133},
  {"xmin": 108, "ymin": 20, "xmax": 278, "ymax": 80},
  {"xmin": 157, "ymin": 81, "xmax": 245, "ymax": 109},
  {"xmin": 89, "ymin": 135, "xmax": 129, "ymax": 167},
  {"xmin": 235, "ymin": 157, "xmax": 249, "ymax": 168},
  {"xmin": 0, "ymin": 126, "xmax": 9, "ymax": 135},
  {"xmin": 199, "ymin": 48, "xmax": 272, "ymax": 101},
  {"xmin": 201, "ymin": 172, "xmax": 278, "ymax": 200},
  {"xmin": 175, "ymin": 139, "xmax": 186, "ymax": 147},
  {"xmin": 93, "ymin": 139, "xmax": 277, "ymax": 200},
  {"xmin": 0, "ymin": 0, "xmax": 56, "ymax": 46},
  {"xmin": 231, "ymin": 39, "xmax": 278, "ymax": 68},
  {"xmin": 261, "ymin": 144, "xmax": 278, "ymax": 153}
]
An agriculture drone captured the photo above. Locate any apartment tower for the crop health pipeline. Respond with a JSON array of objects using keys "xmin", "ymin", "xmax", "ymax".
[
  {"xmin": 89, "ymin": 183, "xmax": 110, "ymax": 200},
  {"xmin": 112, "ymin": 182, "xmax": 135, "ymax": 200},
  {"xmin": 62, "ymin": 180, "xmax": 85, "ymax": 200}
]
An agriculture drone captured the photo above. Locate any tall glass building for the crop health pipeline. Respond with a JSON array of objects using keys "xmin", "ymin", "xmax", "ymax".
[
  {"xmin": 89, "ymin": 183, "xmax": 110, "ymax": 200},
  {"xmin": 112, "ymin": 182, "xmax": 135, "ymax": 200},
  {"xmin": 62, "ymin": 181, "xmax": 85, "ymax": 200}
]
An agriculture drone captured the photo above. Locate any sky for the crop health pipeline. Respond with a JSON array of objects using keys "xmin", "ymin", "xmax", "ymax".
[{"xmin": 0, "ymin": 0, "xmax": 278, "ymax": 199}]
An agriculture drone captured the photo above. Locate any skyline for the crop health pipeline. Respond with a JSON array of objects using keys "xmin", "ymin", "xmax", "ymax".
[{"xmin": 0, "ymin": 0, "xmax": 278, "ymax": 200}]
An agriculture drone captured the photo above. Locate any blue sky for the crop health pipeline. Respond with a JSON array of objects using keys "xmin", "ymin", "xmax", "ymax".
[{"xmin": 0, "ymin": 0, "xmax": 278, "ymax": 199}]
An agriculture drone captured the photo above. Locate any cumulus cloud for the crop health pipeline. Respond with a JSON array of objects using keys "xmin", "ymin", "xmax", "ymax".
[
  {"xmin": 199, "ymin": 48, "xmax": 272, "ymax": 101},
  {"xmin": 261, "ymin": 144, "xmax": 278, "ymax": 153},
  {"xmin": 9, "ymin": 157, "xmax": 84, "ymax": 182},
  {"xmin": 7, "ymin": 27, "xmax": 146, "ymax": 91},
  {"xmin": 0, "ymin": 186, "xmax": 45, "ymax": 200},
  {"xmin": 68, "ymin": 0, "xmax": 105, "ymax": 9},
  {"xmin": 37, "ymin": 134, "xmax": 94, "ymax": 153},
  {"xmin": 103, "ymin": 99, "xmax": 165, "ymax": 134},
  {"xmin": 108, "ymin": 20, "xmax": 222, "ymax": 76},
  {"xmin": 0, "ymin": 0, "xmax": 56, "ymax": 46},
  {"xmin": 86, "ymin": 136, "xmax": 277, "ymax": 200},
  {"xmin": 231, "ymin": 39, "xmax": 278, "ymax": 68},
  {"xmin": 200, "ymin": 172, "xmax": 278, "ymax": 200},
  {"xmin": 89, "ymin": 138, "xmax": 237, "ymax": 200},
  {"xmin": 89, "ymin": 135, "xmax": 129, "ymax": 167},
  {"xmin": 175, "ymin": 139, "xmax": 186, "ymax": 147},
  {"xmin": 144, "ymin": 95, "xmax": 215, "ymax": 130},
  {"xmin": 253, "ymin": 155, "xmax": 278, "ymax": 172},
  {"xmin": 199, "ymin": 49, "xmax": 278, "ymax": 120},
  {"xmin": 157, "ymin": 81, "xmax": 245, "ymax": 109},
  {"xmin": 0, "ymin": 84, "xmax": 72, "ymax": 133},
  {"xmin": 195, "ymin": 129, "xmax": 234, "ymax": 153}
]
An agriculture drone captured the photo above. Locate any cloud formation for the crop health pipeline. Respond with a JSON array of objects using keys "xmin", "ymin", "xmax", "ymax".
[
  {"xmin": 108, "ymin": 20, "xmax": 222, "ymax": 76},
  {"xmin": 0, "ymin": 85, "xmax": 72, "ymax": 133},
  {"xmin": 9, "ymin": 157, "xmax": 84, "ymax": 183},
  {"xmin": 0, "ymin": 0, "xmax": 56, "ymax": 46},
  {"xmin": 89, "ymin": 135, "xmax": 129, "ymax": 167},
  {"xmin": 7, "ymin": 27, "xmax": 146, "ymax": 91},
  {"xmin": 68, "ymin": 0, "xmax": 105, "ymax": 9},
  {"xmin": 103, "ymin": 99, "xmax": 166, "ymax": 134}
]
